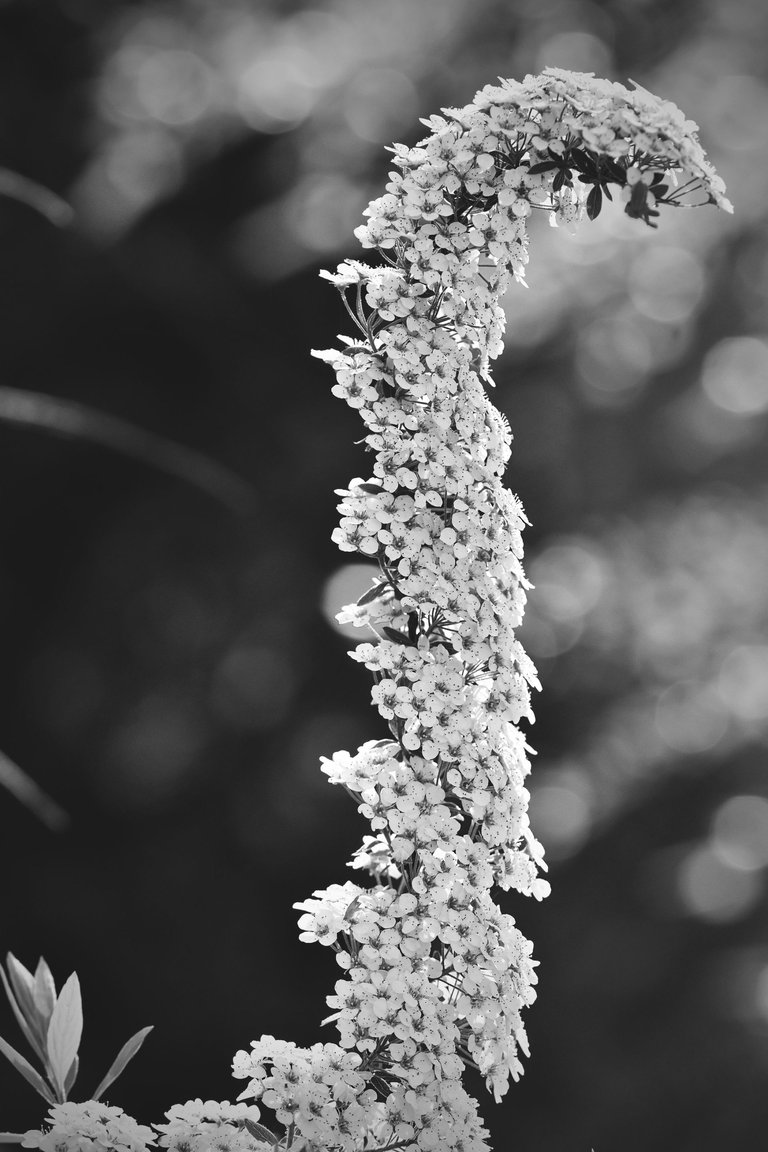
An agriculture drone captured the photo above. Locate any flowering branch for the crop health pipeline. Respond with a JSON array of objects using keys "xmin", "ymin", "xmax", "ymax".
[
  {"xmin": 11, "ymin": 68, "xmax": 730, "ymax": 1152},
  {"xmin": 232, "ymin": 70, "xmax": 729, "ymax": 1151}
]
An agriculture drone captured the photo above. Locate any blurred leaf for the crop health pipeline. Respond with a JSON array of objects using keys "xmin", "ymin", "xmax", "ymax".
[
  {"xmin": 0, "ymin": 169, "xmax": 72, "ymax": 227},
  {"xmin": 92, "ymin": 1025, "xmax": 153, "ymax": 1102},
  {"xmin": 0, "ymin": 967, "xmax": 46, "ymax": 1064},
  {"xmin": 0, "ymin": 752, "xmax": 68, "ymax": 831},
  {"xmin": 0, "ymin": 1034, "xmax": 55, "ymax": 1104},
  {"xmin": 46, "ymin": 973, "xmax": 82, "ymax": 1097},
  {"xmin": 0, "ymin": 388, "xmax": 257, "ymax": 515}
]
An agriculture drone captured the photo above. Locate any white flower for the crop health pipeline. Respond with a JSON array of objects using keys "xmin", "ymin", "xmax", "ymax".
[
  {"xmin": 153, "ymin": 1101, "xmax": 267, "ymax": 1152},
  {"xmin": 23, "ymin": 1102, "xmax": 155, "ymax": 1152}
]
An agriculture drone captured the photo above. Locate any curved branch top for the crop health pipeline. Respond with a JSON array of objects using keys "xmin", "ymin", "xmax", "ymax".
[{"xmin": 236, "ymin": 69, "xmax": 730, "ymax": 1152}]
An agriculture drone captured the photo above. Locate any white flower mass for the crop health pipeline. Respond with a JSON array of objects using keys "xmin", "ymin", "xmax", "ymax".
[{"xmin": 229, "ymin": 69, "xmax": 730, "ymax": 1151}]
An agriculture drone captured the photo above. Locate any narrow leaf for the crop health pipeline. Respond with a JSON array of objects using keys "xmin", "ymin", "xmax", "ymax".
[
  {"xmin": 33, "ymin": 960, "xmax": 56, "ymax": 1026},
  {"xmin": 382, "ymin": 626, "xmax": 408, "ymax": 645},
  {"xmin": 4, "ymin": 956, "xmax": 48, "ymax": 1051},
  {"xmin": 0, "ymin": 968, "xmax": 46, "ymax": 1063},
  {"xmin": 241, "ymin": 1119, "xmax": 278, "ymax": 1146},
  {"xmin": 63, "ymin": 1053, "xmax": 79, "ymax": 1098},
  {"xmin": 46, "ymin": 973, "xmax": 82, "ymax": 1096},
  {"xmin": 92, "ymin": 1025, "xmax": 153, "ymax": 1102},
  {"xmin": 356, "ymin": 582, "xmax": 386, "ymax": 607},
  {"xmin": 4, "ymin": 955, "xmax": 35, "ymax": 1009},
  {"xmin": 0, "ymin": 1034, "xmax": 55, "ymax": 1104},
  {"xmin": 586, "ymin": 185, "xmax": 603, "ymax": 221},
  {"xmin": 570, "ymin": 149, "xmax": 595, "ymax": 175}
]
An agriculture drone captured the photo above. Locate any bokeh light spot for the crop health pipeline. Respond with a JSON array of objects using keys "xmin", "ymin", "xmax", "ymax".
[
  {"xmin": 529, "ymin": 768, "xmax": 594, "ymax": 860},
  {"xmin": 238, "ymin": 52, "xmax": 318, "ymax": 131},
  {"xmin": 323, "ymin": 563, "xmax": 379, "ymax": 638},
  {"xmin": 211, "ymin": 644, "xmax": 297, "ymax": 730},
  {"xmin": 711, "ymin": 795, "xmax": 768, "ymax": 871},
  {"xmin": 628, "ymin": 245, "xmax": 704, "ymax": 325},
  {"xmin": 677, "ymin": 843, "xmax": 762, "ymax": 922},
  {"xmin": 654, "ymin": 681, "xmax": 726, "ymax": 754},
  {"xmin": 717, "ymin": 645, "xmax": 768, "ymax": 723},
  {"xmin": 101, "ymin": 694, "xmax": 206, "ymax": 809},
  {"xmin": 523, "ymin": 540, "xmax": 608, "ymax": 656},
  {"xmin": 701, "ymin": 337, "xmax": 768, "ymax": 416},
  {"xmin": 343, "ymin": 68, "xmax": 417, "ymax": 143},
  {"xmin": 288, "ymin": 174, "xmax": 367, "ymax": 253},
  {"xmin": 536, "ymin": 31, "xmax": 612, "ymax": 76}
]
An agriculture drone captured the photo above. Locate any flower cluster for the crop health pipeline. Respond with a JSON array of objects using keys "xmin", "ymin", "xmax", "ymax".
[
  {"xmin": 22, "ymin": 1102, "xmax": 155, "ymax": 1152},
  {"xmin": 231, "ymin": 70, "xmax": 728, "ymax": 1151},
  {"xmin": 153, "ymin": 1100, "xmax": 270, "ymax": 1152}
]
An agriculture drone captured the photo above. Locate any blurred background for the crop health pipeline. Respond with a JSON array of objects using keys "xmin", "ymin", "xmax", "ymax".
[{"xmin": 0, "ymin": 0, "xmax": 766, "ymax": 1148}]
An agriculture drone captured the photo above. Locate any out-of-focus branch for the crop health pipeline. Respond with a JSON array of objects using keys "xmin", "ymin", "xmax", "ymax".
[
  {"xmin": 0, "ymin": 170, "xmax": 73, "ymax": 228},
  {"xmin": 0, "ymin": 387, "xmax": 258, "ymax": 515},
  {"xmin": 0, "ymin": 750, "xmax": 68, "ymax": 831}
]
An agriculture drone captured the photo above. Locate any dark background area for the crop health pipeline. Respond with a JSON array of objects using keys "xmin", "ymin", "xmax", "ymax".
[{"xmin": 1, "ymin": 1, "xmax": 768, "ymax": 1149}]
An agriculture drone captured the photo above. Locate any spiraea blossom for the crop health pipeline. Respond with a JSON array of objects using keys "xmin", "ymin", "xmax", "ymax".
[
  {"xmin": 232, "ymin": 70, "xmax": 729, "ymax": 1150},
  {"xmin": 152, "ymin": 1100, "xmax": 271, "ymax": 1152},
  {"xmin": 21, "ymin": 1102, "xmax": 156, "ymax": 1152}
]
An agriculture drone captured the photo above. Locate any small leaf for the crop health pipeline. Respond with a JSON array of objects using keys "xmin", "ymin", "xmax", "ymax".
[
  {"xmin": 240, "ymin": 1119, "xmax": 278, "ymax": 1145},
  {"xmin": 382, "ymin": 626, "xmax": 407, "ymax": 645},
  {"xmin": 571, "ymin": 149, "xmax": 600, "ymax": 178},
  {"xmin": 526, "ymin": 161, "xmax": 557, "ymax": 175},
  {"xmin": 92, "ymin": 1025, "xmax": 153, "ymax": 1102},
  {"xmin": 357, "ymin": 582, "xmax": 386, "ymax": 607},
  {"xmin": 46, "ymin": 973, "xmax": 82, "ymax": 1096},
  {"xmin": 586, "ymin": 185, "xmax": 603, "ymax": 221},
  {"xmin": 63, "ymin": 1053, "xmax": 79, "ymax": 1098},
  {"xmin": 33, "ymin": 960, "xmax": 56, "ymax": 1025},
  {"xmin": 0, "ymin": 1034, "xmax": 55, "ymax": 1104},
  {"xmin": 356, "ymin": 483, "xmax": 382, "ymax": 494},
  {"xmin": 0, "ymin": 968, "xmax": 46, "ymax": 1064}
]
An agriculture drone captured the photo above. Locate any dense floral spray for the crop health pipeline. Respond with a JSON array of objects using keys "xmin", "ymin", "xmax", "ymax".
[{"xmin": 231, "ymin": 70, "xmax": 729, "ymax": 1152}]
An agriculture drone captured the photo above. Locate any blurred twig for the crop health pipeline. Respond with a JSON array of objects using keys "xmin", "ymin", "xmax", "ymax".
[
  {"xmin": 0, "ymin": 387, "xmax": 258, "ymax": 514},
  {"xmin": 0, "ymin": 751, "xmax": 68, "ymax": 831},
  {"xmin": 0, "ymin": 170, "xmax": 73, "ymax": 227}
]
